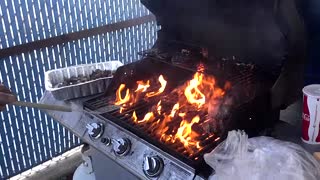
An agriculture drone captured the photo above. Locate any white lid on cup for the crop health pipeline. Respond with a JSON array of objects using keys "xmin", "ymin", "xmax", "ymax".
[{"xmin": 303, "ymin": 84, "xmax": 320, "ymax": 98}]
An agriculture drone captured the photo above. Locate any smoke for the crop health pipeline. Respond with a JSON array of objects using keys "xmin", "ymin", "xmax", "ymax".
[{"xmin": 208, "ymin": 95, "xmax": 234, "ymax": 134}]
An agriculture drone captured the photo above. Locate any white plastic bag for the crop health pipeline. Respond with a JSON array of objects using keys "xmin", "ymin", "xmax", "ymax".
[{"xmin": 204, "ymin": 130, "xmax": 320, "ymax": 180}]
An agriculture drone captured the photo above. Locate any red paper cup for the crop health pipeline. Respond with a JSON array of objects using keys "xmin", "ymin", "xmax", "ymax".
[{"xmin": 302, "ymin": 84, "xmax": 320, "ymax": 144}]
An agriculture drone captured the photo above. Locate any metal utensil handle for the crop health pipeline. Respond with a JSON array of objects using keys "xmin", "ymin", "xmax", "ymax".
[{"xmin": 11, "ymin": 101, "xmax": 73, "ymax": 112}]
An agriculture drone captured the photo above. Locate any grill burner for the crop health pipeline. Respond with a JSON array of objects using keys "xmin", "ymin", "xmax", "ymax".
[{"xmin": 84, "ymin": 47, "xmax": 276, "ymax": 177}]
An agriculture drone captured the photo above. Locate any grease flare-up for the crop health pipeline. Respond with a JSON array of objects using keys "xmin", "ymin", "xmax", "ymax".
[{"xmin": 115, "ymin": 68, "xmax": 229, "ymax": 154}]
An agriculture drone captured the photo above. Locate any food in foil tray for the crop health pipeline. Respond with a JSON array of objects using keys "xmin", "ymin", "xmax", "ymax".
[{"xmin": 54, "ymin": 69, "xmax": 113, "ymax": 88}]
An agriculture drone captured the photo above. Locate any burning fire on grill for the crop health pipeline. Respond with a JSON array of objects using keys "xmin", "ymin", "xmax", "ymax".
[{"xmin": 114, "ymin": 65, "xmax": 230, "ymax": 156}]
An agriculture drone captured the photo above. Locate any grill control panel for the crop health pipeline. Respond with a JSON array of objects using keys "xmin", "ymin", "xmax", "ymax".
[{"xmin": 80, "ymin": 114, "xmax": 199, "ymax": 180}]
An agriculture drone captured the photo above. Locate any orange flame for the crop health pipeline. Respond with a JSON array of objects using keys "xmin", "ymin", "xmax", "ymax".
[
  {"xmin": 146, "ymin": 75, "xmax": 167, "ymax": 97},
  {"xmin": 184, "ymin": 72, "xmax": 206, "ymax": 108},
  {"xmin": 120, "ymin": 107, "xmax": 125, "ymax": 113},
  {"xmin": 137, "ymin": 112, "xmax": 154, "ymax": 123},
  {"xmin": 114, "ymin": 65, "xmax": 229, "ymax": 155},
  {"xmin": 179, "ymin": 113, "xmax": 186, "ymax": 117},
  {"xmin": 170, "ymin": 103, "xmax": 179, "ymax": 117},
  {"xmin": 115, "ymin": 84, "xmax": 131, "ymax": 105},
  {"xmin": 135, "ymin": 80, "xmax": 150, "ymax": 92},
  {"xmin": 175, "ymin": 115, "xmax": 201, "ymax": 149},
  {"xmin": 132, "ymin": 111, "xmax": 137, "ymax": 122},
  {"xmin": 157, "ymin": 100, "xmax": 162, "ymax": 115}
]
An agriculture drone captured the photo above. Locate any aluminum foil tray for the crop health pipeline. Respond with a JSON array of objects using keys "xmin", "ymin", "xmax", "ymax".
[{"xmin": 45, "ymin": 61, "xmax": 123, "ymax": 100}]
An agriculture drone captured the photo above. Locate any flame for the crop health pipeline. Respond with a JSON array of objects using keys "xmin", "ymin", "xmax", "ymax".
[
  {"xmin": 120, "ymin": 107, "xmax": 125, "ymax": 113},
  {"xmin": 135, "ymin": 80, "xmax": 150, "ymax": 92},
  {"xmin": 179, "ymin": 113, "xmax": 186, "ymax": 117},
  {"xmin": 170, "ymin": 103, "xmax": 179, "ymax": 117},
  {"xmin": 113, "ymin": 64, "xmax": 229, "ymax": 155},
  {"xmin": 115, "ymin": 84, "xmax": 131, "ymax": 105},
  {"xmin": 137, "ymin": 112, "xmax": 154, "ymax": 123},
  {"xmin": 146, "ymin": 75, "xmax": 167, "ymax": 97},
  {"xmin": 213, "ymin": 88, "xmax": 225, "ymax": 98},
  {"xmin": 132, "ymin": 111, "xmax": 137, "ymax": 122},
  {"xmin": 184, "ymin": 72, "xmax": 206, "ymax": 108},
  {"xmin": 175, "ymin": 115, "xmax": 201, "ymax": 149},
  {"xmin": 157, "ymin": 100, "xmax": 162, "ymax": 115}
]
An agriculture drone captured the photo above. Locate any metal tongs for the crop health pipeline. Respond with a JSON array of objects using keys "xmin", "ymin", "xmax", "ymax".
[
  {"xmin": 10, "ymin": 100, "xmax": 102, "ymax": 114},
  {"xmin": 11, "ymin": 101, "xmax": 73, "ymax": 112}
]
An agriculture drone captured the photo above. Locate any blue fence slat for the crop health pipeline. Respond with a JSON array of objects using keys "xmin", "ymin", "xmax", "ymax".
[
  {"xmin": 57, "ymin": 44, "xmax": 64, "ymax": 68},
  {"xmin": 31, "ymin": 1, "xmax": 42, "ymax": 40},
  {"xmin": 74, "ymin": 40, "xmax": 81, "ymax": 65},
  {"xmin": 96, "ymin": 0, "xmax": 103, "ymax": 27},
  {"xmin": 39, "ymin": 1, "xmax": 50, "ymax": 39},
  {"xmin": 25, "ymin": 55, "xmax": 42, "ymax": 163},
  {"xmin": 98, "ymin": 35, "xmax": 105, "ymax": 62},
  {"xmin": 16, "ymin": 55, "xmax": 36, "ymax": 167},
  {"xmin": 6, "ymin": 1, "xmax": 18, "ymax": 46},
  {"xmin": 86, "ymin": 37, "xmax": 95, "ymax": 63},
  {"xmin": 115, "ymin": 31, "xmax": 121, "ymax": 61},
  {"xmin": 46, "ymin": 0, "xmax": 57, "ymax": 37},
  {"xmin": 109, "ymin": 0, "xmax": 116, "ymax": 24},
  {"xmin": 80, "ymin": 38, "xmax": 87, "ymax": 64},
  {"xmin": 70, "ymin": 42, "xmax": 77, "ymax": 65},
  {"xmin": 57, "ymin": 124, "xmax": 64, "ymax": 154},
  {"xmin": 52, "ymin": 1, "xmax": 61, "ymax": 36},
  {"xmin": 33, "ymin": 52, "xmax": 48, "ymax": 161},
  {"xmin": 78, "ymin": 0, "xmax": 85, "ymax": 30},
  {"xmin": 9, "ymin": 109, "xmax": 23, "ymax": 173},
  {"xmin": 39, "ymin": 112, "xmax": 50, "ymax": 159},
  {"xmin": 87, "ymin": 37, "xmax": 94, "ymax": 63},
  {"xmin": 31, "ymin": 53, "xmax": 43, "ymax": 97},
  {"xmin": 10, "ymin": 58, "xmax": 30, "ymax": 170},
  {"xmin": 115, "ymin": 0, "xmax": 121, "ymax": 22},
  {"xmin": 1, "ymin": 5, "xmax": 13, "ymax": 48},
  {"xmin": 44, "ymin": 115, "xmax": 55, "ymax": 158},
  {"xmin": 0, "ymin": 11, "xmax": 5, "ymax": 49},
  {"xmin": 0, "ymin": 63, "xmax": 15, "ymax": 175},
  {"xmin": 27, "ymin": 1, "xmax": 37, "ymax": 42},
  {"xmin": 0, "ymin": 124, "xmax": 8, "ymax": 179},
  {"xmin": 1, "ymin": 111, "xmax": 14, "ymax": 177},
  {"xmin": 101, "ymin": 34, "xmax": 107, "ymax": 62},
  {"xmin": 92, "ymin": 36, "xmax": 99, "ymax": 62},
  {"xmin": 57, "ymin": 0, "xmax": 66, "ymax": 34},
  {"xmin": 15, "ymin": 0, "xmax": 26, "ymax": 44}
]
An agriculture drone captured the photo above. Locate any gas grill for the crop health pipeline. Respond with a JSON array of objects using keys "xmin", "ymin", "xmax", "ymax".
[
  {"xmin": 82, "ymin": 43, "xmax": 277, "ymax": 179},
  {"xmin": 36, "ymin": 0, "xmax": 306, "ymax": 179}
]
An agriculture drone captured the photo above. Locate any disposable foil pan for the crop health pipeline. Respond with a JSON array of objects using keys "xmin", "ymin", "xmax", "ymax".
[{"xmin": 45, "ymin": 61, "xmax": 123, "ymax": 100}]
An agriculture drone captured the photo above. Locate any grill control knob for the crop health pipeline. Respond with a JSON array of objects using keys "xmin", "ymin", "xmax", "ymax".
[
  {"xmin": 112, "ymin": 138, "xmax": 131, "ymax": 156},
  {"xmin": 86, "ymin": 123, "xmax": 104, "ymax": 139},
  {"xmin": 143, "ymin": 155, "xmax": 164, "ymax": 177}
]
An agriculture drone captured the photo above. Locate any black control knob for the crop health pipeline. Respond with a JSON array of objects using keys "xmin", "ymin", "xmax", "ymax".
[
  {"xmin": 101, "ymin": 137, "xmax": 111, "ymax": 146},
  {"xmin": 112, "ymin": 138, "xmax": 131, "ymax": 156},
  {"xmin": 143, "ymin": 155, "xmax": 164, "ymax": 177},
  {"xmin": 86, "ymin": 123, "xmax": 104, "ymax": 139}
]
